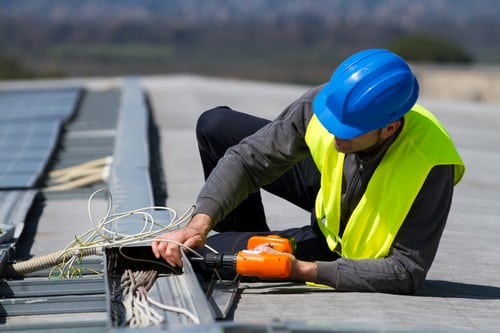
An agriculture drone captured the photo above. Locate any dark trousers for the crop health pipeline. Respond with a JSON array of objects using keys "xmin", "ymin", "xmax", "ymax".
[{"xmin": 196, "ymin": 106, "xmax": 337, "ymax": 262}]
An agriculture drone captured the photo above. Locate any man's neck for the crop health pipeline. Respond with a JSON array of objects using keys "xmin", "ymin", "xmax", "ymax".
[{"xmin": 358, "ymin": 118, "xmax": 404, "ymax": 160}]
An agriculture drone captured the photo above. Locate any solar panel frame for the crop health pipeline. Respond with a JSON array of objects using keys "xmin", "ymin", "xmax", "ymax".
[{"xmin": 0, "ymin": 88, "xmax": 82, "ymax": 189}]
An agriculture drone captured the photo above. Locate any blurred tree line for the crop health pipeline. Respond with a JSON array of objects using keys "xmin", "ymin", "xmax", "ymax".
[
  {"xmin": 0, "ymin": 54, "xmax": 34, "ymax": 79},
  {"xmin": 0, "ymin": 16, "xmax": 480, "ymax": 81},
  {"xmin": 0, "ymin": 51, "xmax": 64, "ymax": 79},
  {"xmin": 388, "ymin": 35, "xmax": 472, "ymax": 63}
]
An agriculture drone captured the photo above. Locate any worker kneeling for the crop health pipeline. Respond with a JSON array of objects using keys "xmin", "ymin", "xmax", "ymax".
[{"xmin": 152, "ymin": 49, "xmax": 465, "ymax": 294}]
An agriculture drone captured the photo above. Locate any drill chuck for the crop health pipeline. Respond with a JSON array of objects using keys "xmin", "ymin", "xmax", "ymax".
[{"xmin": 202, "ymin": 252, "xmax": 237, "ymax": 271}]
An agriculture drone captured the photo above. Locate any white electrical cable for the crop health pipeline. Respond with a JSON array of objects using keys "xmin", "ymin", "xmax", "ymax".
[
  {"xmin": 44, "ymin": 188, "xmax": 196, "ymax": 278},
  {"xmin": 148, "ymin": 296, "xmax": 200, "ymax": 325}
]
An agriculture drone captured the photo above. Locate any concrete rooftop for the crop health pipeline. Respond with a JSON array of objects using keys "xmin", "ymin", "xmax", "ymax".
[
  {"xmin": 143, "ymin": 74, "xmax": 500, "ymax": 331},
  {"xmin": 1, "ymin": 73, "xmax": 499, "ymax": 331}
]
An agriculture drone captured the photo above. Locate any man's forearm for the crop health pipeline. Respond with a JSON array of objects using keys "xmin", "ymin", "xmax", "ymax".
[{"xmin": 315, "ymin": 254, "xmax": 415, "ymax": 293}]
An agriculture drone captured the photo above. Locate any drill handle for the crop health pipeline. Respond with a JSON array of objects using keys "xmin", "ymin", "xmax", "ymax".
[{"xmin": 236, "ymin": 250, "xmax": 291, "ymax": 279}]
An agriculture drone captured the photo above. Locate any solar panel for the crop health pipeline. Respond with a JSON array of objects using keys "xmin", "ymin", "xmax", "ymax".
[
  {"xmin": 0, "ymin": 88, "xmax": 80, "ymax": 122},
  {"xmin": 0, "ymin": 88, "xmax": 81, "ymax": 189}
]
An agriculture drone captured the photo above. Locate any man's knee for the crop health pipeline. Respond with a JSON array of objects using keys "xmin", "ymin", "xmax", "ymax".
[{"xmin": 196, "ymin": 106, "xmax": 233, "ymax": 142}]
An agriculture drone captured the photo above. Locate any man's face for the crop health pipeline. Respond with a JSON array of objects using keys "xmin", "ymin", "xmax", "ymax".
[{"xmin": 334, "ymin": 129, "xmax": 385, "ymax": 154}]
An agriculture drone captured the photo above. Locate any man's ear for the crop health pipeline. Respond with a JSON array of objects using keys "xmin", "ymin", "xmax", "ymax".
[{"xmin": 382, "ymin": 120, "xmax": 402, "ymax": 139}]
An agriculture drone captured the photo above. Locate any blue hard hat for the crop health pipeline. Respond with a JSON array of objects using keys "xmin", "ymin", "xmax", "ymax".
[{"xmin": 312, "ymin": 49, "xmax": 419, "ymax": 139}]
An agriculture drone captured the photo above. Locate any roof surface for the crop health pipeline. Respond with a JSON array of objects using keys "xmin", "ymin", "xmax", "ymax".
[
  {"xmin": 0, "ymin": 73, "xmax": 499, "ymax": 332},
  {"xmin": 143, "ymin": 74, "xmax": 500, "ymax": 331}
]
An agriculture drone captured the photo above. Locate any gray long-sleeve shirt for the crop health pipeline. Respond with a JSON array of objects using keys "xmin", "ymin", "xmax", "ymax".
[{"xmin": 195, "ymin": 86, "xmax": 455, "ymax": 294}]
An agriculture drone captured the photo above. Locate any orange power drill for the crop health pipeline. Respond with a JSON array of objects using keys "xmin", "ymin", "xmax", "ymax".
[{"xmin": 193, "ymin": 235, "xmax": 294, "ymax": 279}]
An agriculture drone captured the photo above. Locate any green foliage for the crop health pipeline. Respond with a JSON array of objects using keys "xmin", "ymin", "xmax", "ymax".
[
  {"xmin": 49, "ymin": 43, "xmax": 174, "ymax": 61},
  {"xmin": 387, "ymin": 35, "xmax": 473, "ymax": 63},
  {"xmin": 0, "ymin": 54, "xmax": 35, "ymax": 79}
]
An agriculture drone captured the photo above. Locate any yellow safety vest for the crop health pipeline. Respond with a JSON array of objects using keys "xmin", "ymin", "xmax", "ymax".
[{"xmin": 305, "ymin": 104, "xmax": 465, "ymax": 259}]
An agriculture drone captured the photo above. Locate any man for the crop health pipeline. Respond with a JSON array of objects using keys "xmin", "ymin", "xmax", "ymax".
[{"xmin": 152, "ymin": 49, "xmax": 465, "ymax": 294}]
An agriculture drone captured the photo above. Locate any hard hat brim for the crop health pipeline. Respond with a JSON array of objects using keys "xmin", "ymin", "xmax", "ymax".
[{"xmin": 312, "ymin": 85, "xmax": 367, "ymax": 140}]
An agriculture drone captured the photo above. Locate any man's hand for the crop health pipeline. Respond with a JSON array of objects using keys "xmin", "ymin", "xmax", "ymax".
[
  {"xmin": 151, "ymin": 213, "xmax": 212, "ymax": 267},
  {"xmin": 252, "ymin": 243, "xmax": 318, "ymax": 282}
]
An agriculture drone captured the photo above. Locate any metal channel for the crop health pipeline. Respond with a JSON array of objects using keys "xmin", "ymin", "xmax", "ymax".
[
  {"xmin": 0, "ymin": 294, "xmax": 106, "ymax": 316},
  {"xmin": 108, "ymin": 77, "xmax": 153, "ymax": 219},
  {"xmin": 147, "ymin": 252, "xmax": 214, "ymax": 326},
  {"xmin": 0, "ymin": 320, "xmax": 108, "ymax": 333},
  {"xmin": 0, "ymin": 276, "xmax": 105, "ymax": 298},
  {"xmin": 106, "ymin": 78, "xmax": 214, "ymax": 329},
  {"xmin": 0, "ymin": 262, "xmax": 108, "ymax": 332}
]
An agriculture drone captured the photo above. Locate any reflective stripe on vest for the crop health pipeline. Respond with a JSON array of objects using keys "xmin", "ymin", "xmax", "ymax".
[{"xmin": 305, "ymin": 104, "xmax": 465, "ymax": 259}]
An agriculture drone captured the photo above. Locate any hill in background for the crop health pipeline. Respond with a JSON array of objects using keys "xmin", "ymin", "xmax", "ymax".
[{"xmin": 1, "ymin": 0, "xmax": 499, "ymax": 83}]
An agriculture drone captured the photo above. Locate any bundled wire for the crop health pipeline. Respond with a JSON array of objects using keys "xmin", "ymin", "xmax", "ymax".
[
  {"xmin": 121, "ymin": 269, "xmax": 200, "ymax": 327},
  {"xmin": 121, "ymin": 269, "xmax": 162, "ymax": 327}
]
